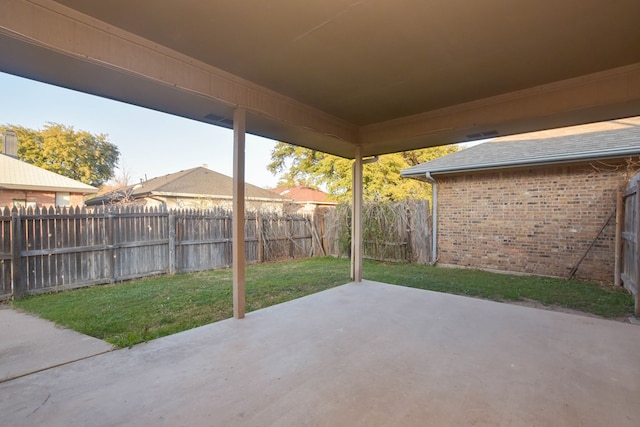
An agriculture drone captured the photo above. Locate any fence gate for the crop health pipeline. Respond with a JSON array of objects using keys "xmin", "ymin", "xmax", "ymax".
[{"xmin": 620, "ymin": 173, "xmax": 640, "ymax": 317}]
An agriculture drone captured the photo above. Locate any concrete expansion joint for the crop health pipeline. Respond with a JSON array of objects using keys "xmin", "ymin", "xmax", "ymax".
[{"xmin": 0, "ymin": 347, "xmax": 115, "ymax": 385}]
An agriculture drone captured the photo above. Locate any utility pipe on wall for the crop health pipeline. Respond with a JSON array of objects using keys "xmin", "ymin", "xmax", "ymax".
[{"xmin": 425, "ymin": 172, "xmax": 437, "ymax": 264}]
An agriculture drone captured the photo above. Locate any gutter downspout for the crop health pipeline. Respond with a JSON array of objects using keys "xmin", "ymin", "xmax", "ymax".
[
  {"xmin": 425, "ymin": 172, "xmax": 437, "ymax": 265},
  {"xmin": 148, "ymin": 196, "xmax": 168, "ymax": 209}
]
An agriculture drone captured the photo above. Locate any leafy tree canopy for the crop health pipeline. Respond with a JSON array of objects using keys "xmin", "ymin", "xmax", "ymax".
[
  {"xmin": 268, "ymin": 143, "xmax": 458, "ymax": 202},
  {"xmin": 1, "ymin": 123, "xmax": 120, "ymax": 187}
]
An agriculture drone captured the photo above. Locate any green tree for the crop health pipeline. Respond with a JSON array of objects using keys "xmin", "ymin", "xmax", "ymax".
[
  {"xmin": 1, "ymin": 123, "xmax": 120, "ymax": 187},
  {"xmin": 268, "ymin": 143, "xmax": 458, "ymax": 202}
]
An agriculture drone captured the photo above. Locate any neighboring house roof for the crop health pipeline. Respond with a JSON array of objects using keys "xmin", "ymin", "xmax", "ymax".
[
  {"xmin": 86, "ymin": 166, "xmax": 289, "ymax": 205},
  {"xmin": 271, "ymin": 186, "xmax": 337, "ymax": 205},
  {"xmin": 0, "ymin": 153, "xmax": 98, "ymax": 193},
  {"xmin": 402, "ymin": 118, "xmax": 640, "ymax": 178}
]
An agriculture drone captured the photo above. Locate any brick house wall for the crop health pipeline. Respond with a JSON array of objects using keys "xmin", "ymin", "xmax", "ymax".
[
  {"xmin": 0, "ymin": 189, "xmax": 86, "ymax": 208},
  {"xmin": 436, "ymin": 161, "xmax": 628, "ymax": 283}
]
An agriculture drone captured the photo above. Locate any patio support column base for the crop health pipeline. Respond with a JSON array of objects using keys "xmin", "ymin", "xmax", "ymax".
[{"xmin": 233, "ymin": 108, "xmax": 246, "ymax": 319}]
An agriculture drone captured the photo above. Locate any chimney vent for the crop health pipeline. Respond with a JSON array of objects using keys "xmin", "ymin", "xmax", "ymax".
[{"xmin": 1, "ymin": 130, "xmax": 18, "ymax": 158}]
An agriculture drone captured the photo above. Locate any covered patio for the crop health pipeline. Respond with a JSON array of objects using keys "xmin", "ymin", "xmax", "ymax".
[
  {"xmin": 1, "ymin": 0, "xmax": 640, "ymax": 315},
  {"xmin": 1, "ymin": 2, "xmax": 640, "ymax": 425},
  {"xmin": 2, "ymin": 281, "xmax": 640, "ymax": 426}
]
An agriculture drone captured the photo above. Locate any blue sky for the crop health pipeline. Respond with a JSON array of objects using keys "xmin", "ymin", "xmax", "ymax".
[{"xmin": 0, "ymin": 72, "xmax": 279, "ymax": 188}]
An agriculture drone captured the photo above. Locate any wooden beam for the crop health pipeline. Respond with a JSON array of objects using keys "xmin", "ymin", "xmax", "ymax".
[
  {"xmin": 233, "ymin": 108, "xmax": 246, "ymax": 319},
  {"xmin": 351, "ymin": 145, "xmax": 363, "ymax": 282}
]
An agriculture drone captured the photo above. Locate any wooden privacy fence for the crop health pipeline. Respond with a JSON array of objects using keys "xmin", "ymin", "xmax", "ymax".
[
  {"xmin": 618, "ymin": 173, "xmax": 640, "ymax": 317},
  {"xmin": 0, "ymin": 206, "xmax": 320, "ymax": 300},
  {"xmin": 324, "ymin": 200, "xmax": 432, "ymax": 264},
  {"xmin": 174, "ymin": 210, "xmax": 319, "ymax": 273}
]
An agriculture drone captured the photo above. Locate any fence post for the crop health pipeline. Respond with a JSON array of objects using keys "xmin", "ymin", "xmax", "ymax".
[
  {"xmin": 289, "ymin": 217, "xmax": 294, "ymax": 258},
  {"xmin": 168, "ymin": 213, "xmax": 176, "ymax": 274},
  {"xmin": 318, "ymin": 210, "xmax": 327, "ymax": 256},
  {"xmin": 11, "ymin": 209, "xmax": 25, "ymax": 297},
  {"xmin": 256, "ymin": 212, "xmax": 264, "ymax": 263},
  {"xmin": 107, "ymin": 211, "xmax": 116, "ymax": 283},
  {"xmin": 614, "ymin": 189, "xmax": 623, "ymax": 287},
  {"xmin": 636, "ymin": 187, "xmax": 640, "ymax": 318},
  {"xmin": 406, "ymin": 204, "xmax": 413, "ymax": 262}
]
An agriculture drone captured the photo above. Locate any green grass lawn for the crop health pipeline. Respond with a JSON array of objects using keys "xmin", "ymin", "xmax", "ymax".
[
  {"xmin": 13, "ymin": 257, "xmax": 634, "ymax": 347},
  {"xmin": 364, "ymin": 261, "xmax": 634, "ymax": 318}
]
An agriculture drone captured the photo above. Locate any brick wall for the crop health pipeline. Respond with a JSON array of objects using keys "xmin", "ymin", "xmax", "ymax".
[
  {"xmin": 0, "ymin": 190, "xmax": 87, "ymax": 208},
  {"xmin": 436, "ymin": 161, "xmax": 628, "ymax": 283},
  {"xmin": 69, "ymin": 194, "xmax": 86, "ymax": 205}
]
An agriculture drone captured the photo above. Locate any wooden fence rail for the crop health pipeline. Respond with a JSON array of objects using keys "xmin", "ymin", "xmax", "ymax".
[{"xmin": 0, "ymin": 206, "xmax": 320, "ymax": 300}]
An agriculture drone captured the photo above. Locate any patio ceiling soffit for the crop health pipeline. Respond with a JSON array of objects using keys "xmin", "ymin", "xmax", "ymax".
[{"xmin": 0, "ymin": 0, "xmax": 639, "ymax": 158}]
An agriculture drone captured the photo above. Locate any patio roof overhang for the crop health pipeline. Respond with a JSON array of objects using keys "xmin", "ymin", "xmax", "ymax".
[{"xmin": 1, "ymin": 0, "xmax": 639, "ymax": 159}]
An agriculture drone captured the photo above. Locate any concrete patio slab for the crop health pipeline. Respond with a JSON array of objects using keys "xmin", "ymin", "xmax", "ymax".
[
  {"xmin": 1, "ymin": 281, "xmax": 639, "ymax": 426},
  {"xmin": 0, "ymin": 306, "xmax": 114, "ymax": 382}
]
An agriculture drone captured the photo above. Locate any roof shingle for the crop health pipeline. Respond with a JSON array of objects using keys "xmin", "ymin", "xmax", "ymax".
[
  {"xmin": 88, "ymin": 166, "xmax": 287, "ymax": 205},
  {"xmin": 271, "ymin": 186, "xmax": 336, "ymax": 204},
  {"xmin": 0, "ymin": 154, "xmax": 98, "ymax": 193}
]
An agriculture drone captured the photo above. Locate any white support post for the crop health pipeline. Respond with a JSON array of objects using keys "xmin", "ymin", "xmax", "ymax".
[
  {"xmin": 351, "ymin": 145, "xmax": 363, "ymax": 282},
  {"xmin": 233, "ymin": 108, "xmax": 246, "ymax": 319}
]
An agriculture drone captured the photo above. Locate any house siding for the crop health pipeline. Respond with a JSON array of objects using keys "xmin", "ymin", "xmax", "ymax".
[
  {"xmin": 0, "ymin": 190, "xmax": 86, "ymax": 208},
  {"xmin": 436, "ymin": 162, "xmax": 628, "ymax": 283}
]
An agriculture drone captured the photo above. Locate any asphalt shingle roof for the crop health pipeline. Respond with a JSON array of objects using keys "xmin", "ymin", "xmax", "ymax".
[
  {"xmin": 0, "ymin": 154, "xmax": 98, "ymax": 193},
  {"xmin": 271, "ymin": 186, "xmax": 336, "ymax": 204},
  {"xmin": 402, "ymin": 119, "xmax": 640, "ymax": 178},
  {"xmin": 87, "ymin": 166, "xmax": 288, "ymax": 205}
]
